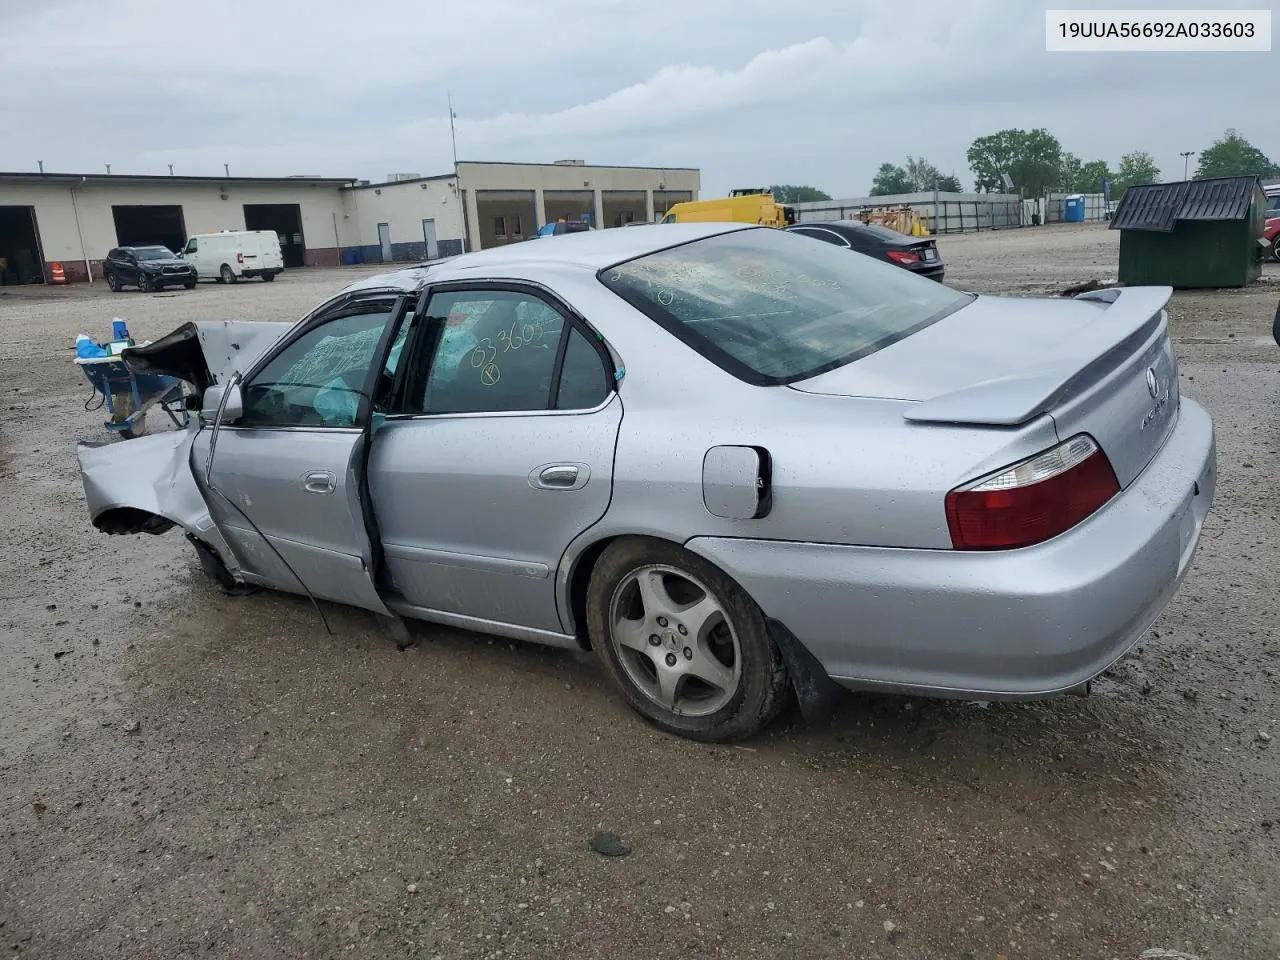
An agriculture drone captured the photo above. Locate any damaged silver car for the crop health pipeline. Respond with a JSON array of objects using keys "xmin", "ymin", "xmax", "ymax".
[{"xmin": 77, "ymin": 224, "xmax": 1216, "ymax": 742}]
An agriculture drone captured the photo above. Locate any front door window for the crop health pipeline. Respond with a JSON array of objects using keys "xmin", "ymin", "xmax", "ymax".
[{"xmin": 240, "ymin": 299, "xmax": 398, "ymax": 428}]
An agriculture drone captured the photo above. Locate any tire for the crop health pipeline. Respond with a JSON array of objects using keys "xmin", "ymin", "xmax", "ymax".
[
  {"xmin": 585, "ymin": 537, "xmax": 788, "ymax": 742},
  {"xmin": 137, "ymin": 273, "xmax": 150, "ymax": 293},
  {"xmin": 184, "ymin": 281, "xmax": 196, "ymax": 290},
  {"xmin": 219, "ymin": 264, "xmax": 237, "ymax": 284},
  {"xmin": 262, "ymin": 272, "xmax": 276, "ymax": 282},
  {"xmin": 188, "ymin": 536, "xmax": 259, "ymax": 596},
  {"xmin": 106, "ymin": 271, "xmax": 120, "ymax": 292},
  {"xmin": 1272, "ymin": 236, "xmax": 1280, "ymax": 263}
]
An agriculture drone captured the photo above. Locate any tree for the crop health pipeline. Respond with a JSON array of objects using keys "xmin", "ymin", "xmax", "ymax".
[
  {"xmin": 1193, "ymin": 129, "xmax": 1280, "ymax": 180},
  {"xmin": 870, "ymin": 163, "xmax": 913, "ymax": 196},
  {"xmin": 1114, "ymin": 151, "xmax": 1160, "ymax": 196},
  {"xmin": 1058, "ymin": 152, "xmax": 1083, "ymax": 192},
  {"xmin": 966, "ymin": 128, "xmax": 1063, "ymax": 195},
  {"xmin": 1075, "ymin": 160, "xmax": 1112, "ymax": 194},
  {"xmin": 870, "ymin": 157, "xmax": 964, "ymax": 196},
  {"xmin": 768, "ymin": 184, "xmax": 831, "ymax": 204}
]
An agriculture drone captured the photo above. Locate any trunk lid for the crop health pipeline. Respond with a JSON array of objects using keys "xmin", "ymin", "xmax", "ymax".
[
  {"xmin": 121, "ymin": 320, "xmax": 288, "ymax": 394},
  {"xmin": 789, "ymin": 286, "xmax": 1178, "ymax": 488}
]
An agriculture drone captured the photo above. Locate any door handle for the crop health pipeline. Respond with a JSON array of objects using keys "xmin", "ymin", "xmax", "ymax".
[
  {"xmin": 303, "ymin": 470, "xmax": 336, "ymax": 494},
  {"xmin": 530, "ymin": 463, "xmax": 589, "ymax": 491}
]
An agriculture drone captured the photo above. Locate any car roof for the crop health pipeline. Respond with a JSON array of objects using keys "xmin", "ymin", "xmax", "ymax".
[
  {"xmin": 795, "ymin": 220, "xmax": 918, "ymax": 244},
  {"xmin": 340, "ymin": 222, "xmax": 756, "ymax": 295}
]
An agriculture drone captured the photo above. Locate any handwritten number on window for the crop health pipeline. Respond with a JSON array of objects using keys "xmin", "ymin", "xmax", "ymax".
[
  {"xmin": 496, "ymin": 320, "xmax": 548, "ymax": 353},
  {"xmin": 470, "ymin": 338, "xmax": 497, "ymax": 368}
]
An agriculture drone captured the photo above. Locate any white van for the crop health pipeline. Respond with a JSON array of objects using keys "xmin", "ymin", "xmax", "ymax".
[{"xmin": 179, "ymin": 230, "xmax": 285, "ymax": 283}]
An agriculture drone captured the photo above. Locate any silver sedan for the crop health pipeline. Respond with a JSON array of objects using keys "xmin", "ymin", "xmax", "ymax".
[{"xmin": 77, "ymin": 223, "xmax": 1217, "ymax": 742}]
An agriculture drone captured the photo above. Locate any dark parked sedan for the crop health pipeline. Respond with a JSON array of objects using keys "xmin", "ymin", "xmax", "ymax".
[
  {"xmin": 786, "ymin": 220, "xmax": 945, "ymax": 281},
  {"xmin": 104, "ymin": 246, "xmax": 197, "ymax": 292}
]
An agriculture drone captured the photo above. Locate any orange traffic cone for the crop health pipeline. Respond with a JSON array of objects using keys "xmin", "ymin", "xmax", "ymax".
[{"xmin": 49, "ymin": 262, "xmax": 67, "ymax": 284}]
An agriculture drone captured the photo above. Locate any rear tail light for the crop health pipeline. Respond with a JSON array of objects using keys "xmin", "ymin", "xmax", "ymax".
[
  {"xmin": 886, "ymin": 250, "xmax": 921, "ymax": 266},
  {"xmin": 945, "ymin": 435, "xmax": 1120, "ymax": 550},
  {"xmin": 236, "ymin": 252, "xmax": 244, "ymax": 264}
]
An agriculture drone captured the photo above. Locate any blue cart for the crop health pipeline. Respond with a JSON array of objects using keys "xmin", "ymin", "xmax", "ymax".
[{"xmin": 76, "ymin": 354, "xmax": 189, "ymax": 439}]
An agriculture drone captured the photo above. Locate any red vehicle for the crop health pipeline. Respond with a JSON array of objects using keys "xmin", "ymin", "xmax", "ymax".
[{"xmin": 1267, "ymin": 186, "xmax": 1280, "ymax": 261}]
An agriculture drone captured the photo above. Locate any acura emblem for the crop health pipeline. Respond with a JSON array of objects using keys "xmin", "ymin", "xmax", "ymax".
[{"xmin": 1146, "ymin": 367, "xmax": 1159, "ymax": 398}]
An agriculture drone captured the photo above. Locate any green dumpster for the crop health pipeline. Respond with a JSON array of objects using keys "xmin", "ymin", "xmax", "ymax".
[{"xmin": 1110, "ymin": 176, "xmax": 1267, "ymax": 289}]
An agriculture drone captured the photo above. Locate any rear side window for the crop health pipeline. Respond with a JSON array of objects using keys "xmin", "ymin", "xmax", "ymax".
[
  {"xmin": 791, "ymin": 226, "xmax": 849, "ymax": 247},
  {"xmin": 599, "ymin": 227, "xmax": 970, "ymax": 384},
  {"xmin": 397, "ymin": 289, "xmax": 612, "ymax": 416}
]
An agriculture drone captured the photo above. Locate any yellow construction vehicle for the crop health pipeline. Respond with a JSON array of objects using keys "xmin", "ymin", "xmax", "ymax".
[{"xmin": 660, "ymin": 189, "xmax": 797, "ymax": 228}]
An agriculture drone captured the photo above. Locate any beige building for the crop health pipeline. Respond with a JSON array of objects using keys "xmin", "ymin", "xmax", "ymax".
[
  {"xmin": 453, "ymin": 160, "xmax": 698, "ymax": 249},
  {"xmin": 0, "ymin": 159, "xmax": 699, "ymax": 284}
]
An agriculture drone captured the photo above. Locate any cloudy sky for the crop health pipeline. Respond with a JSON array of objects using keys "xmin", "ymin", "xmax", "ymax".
[{"xmin": 1, "ymin": 0, "xmax": 1274, "ymax": 196}]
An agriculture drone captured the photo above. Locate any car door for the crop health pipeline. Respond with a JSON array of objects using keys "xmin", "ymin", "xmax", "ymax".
[
  {"xmin": 120, "ymin": 251, "xmax": 140, "ymax": 286},
  {"xmin": 194, "ymin": 292, "xmax": 413, "ymax": 614},
  {"xmin": 369, "ymin": 284, "xmax": 621, "ymax": 636},
  {"xmin": 184, "ymin": 236, "xmax": 208, "ymax": 278}
]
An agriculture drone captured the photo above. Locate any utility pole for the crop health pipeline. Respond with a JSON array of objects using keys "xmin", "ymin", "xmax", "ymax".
[
  {"xmin": 448, "ymin": 91, "xmax": 459, "ymax": 173},
  {"xmin": 449, "ymin": 92, "xmax": 468, "ymax": 251},
  {"xmin": 1180, "ymin": 151, "xmax": 1194, "ymax": 181},
  {"xmin": 224, "ymin": 163, "xmax": 231, "ymax": 177},
  {"xmin": 37, "ymin": 160, "xmax": 44, "ymax": 174}
]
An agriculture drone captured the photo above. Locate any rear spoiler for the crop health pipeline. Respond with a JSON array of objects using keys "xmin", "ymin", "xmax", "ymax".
[{"xmin": 903, "ymin": 286, "xmax": 1172, "ymax": 427}]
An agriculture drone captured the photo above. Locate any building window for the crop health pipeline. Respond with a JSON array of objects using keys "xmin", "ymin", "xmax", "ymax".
[
  {"xmin": 512, "ymin": 215, "xmax": 523, "ymax": 237},
  {"xmin": 493, "ymin": 215, "xmax": 507, "ymax": 239}
]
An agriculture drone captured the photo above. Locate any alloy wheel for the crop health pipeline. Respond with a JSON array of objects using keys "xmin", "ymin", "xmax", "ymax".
[{"xmin": 607, "ymin": 563, "xmax": 742, "ymax": 717}]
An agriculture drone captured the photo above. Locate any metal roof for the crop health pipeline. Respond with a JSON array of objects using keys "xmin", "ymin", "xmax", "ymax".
[
  {"xmin": 0, "ymin": 171, "xmax": 356, "ymax": 187},
  {"xmin": 1110, "ymin": 176, "xmax": 1261, "ymax": 232}
]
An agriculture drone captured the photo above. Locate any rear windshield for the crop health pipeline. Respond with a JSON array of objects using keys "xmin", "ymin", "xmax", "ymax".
[
  {"xmin": 855, "ymin": 222, "xmax": 925, "ymax": 244},
  {"xmin": 598, "ymin": 227, "xmax": 969, "ymax": 384}
]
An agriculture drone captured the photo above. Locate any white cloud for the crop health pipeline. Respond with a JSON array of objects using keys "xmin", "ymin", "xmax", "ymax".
[{"xmin": 1, "ymin": 0, "xmax": 1274, "ymax": 196}]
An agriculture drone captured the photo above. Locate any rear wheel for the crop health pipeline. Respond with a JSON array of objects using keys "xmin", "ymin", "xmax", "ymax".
[
  {"xmin": 586, "ymin": 537, "xmax": 788, "ymax": 742},
  {"xmin": 1272, "ymin": 235, "xmax": 1279, "ymax": 263},
  {"xmin": 262, "ymin": 272, "xmax": 276, "ymax": 282},
  {"xmin": 219, "ymin": 264, "xmax": 236, "ymax": 284}
]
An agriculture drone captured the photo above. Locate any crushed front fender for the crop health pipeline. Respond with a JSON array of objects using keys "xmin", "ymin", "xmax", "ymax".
[{"xmin": 76, "ymin": 427, "xmax": 238, "ymax": 575}]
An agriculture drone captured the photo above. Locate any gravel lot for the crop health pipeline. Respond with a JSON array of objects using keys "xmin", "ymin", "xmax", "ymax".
[{"xmin": 2, "ymin": 223, "xmax": 1279, "ymax": 960}]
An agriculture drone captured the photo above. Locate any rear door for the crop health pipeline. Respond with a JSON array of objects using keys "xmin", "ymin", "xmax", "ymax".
[
  {"xmin": 196, "ymin": 292, "xmax": 411, "ymax": 612},
  {"xmin": 239, "ymin": 231, "xmax": 261, "ymax": 273},
  {"xmin": 261, "ymin": 231, "xmax": 284, "ymax": 269},
  {"xmin": 369, "ymin": 284, "xmax": 621, "ymax": 634}
]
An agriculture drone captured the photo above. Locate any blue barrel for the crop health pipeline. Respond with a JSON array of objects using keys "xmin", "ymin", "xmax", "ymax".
[
  {"xmin": 1064, "ymin": 194, "xmax": 1086, "ymax": 222},
  {"xmin": 341, "ymin": 249, "xmax": 361, "ymax": 266}
]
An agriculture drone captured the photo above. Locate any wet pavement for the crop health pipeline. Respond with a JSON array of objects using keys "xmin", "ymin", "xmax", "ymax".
[{"xmin": 2, "ymin": 231, "xmax": 1279, "ymax": 959}]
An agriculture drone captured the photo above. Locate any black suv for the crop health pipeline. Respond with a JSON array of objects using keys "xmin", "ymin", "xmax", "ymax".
[{"xmin": 104, "ymin": 246, "xmax": 197, "ymax": 292}]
